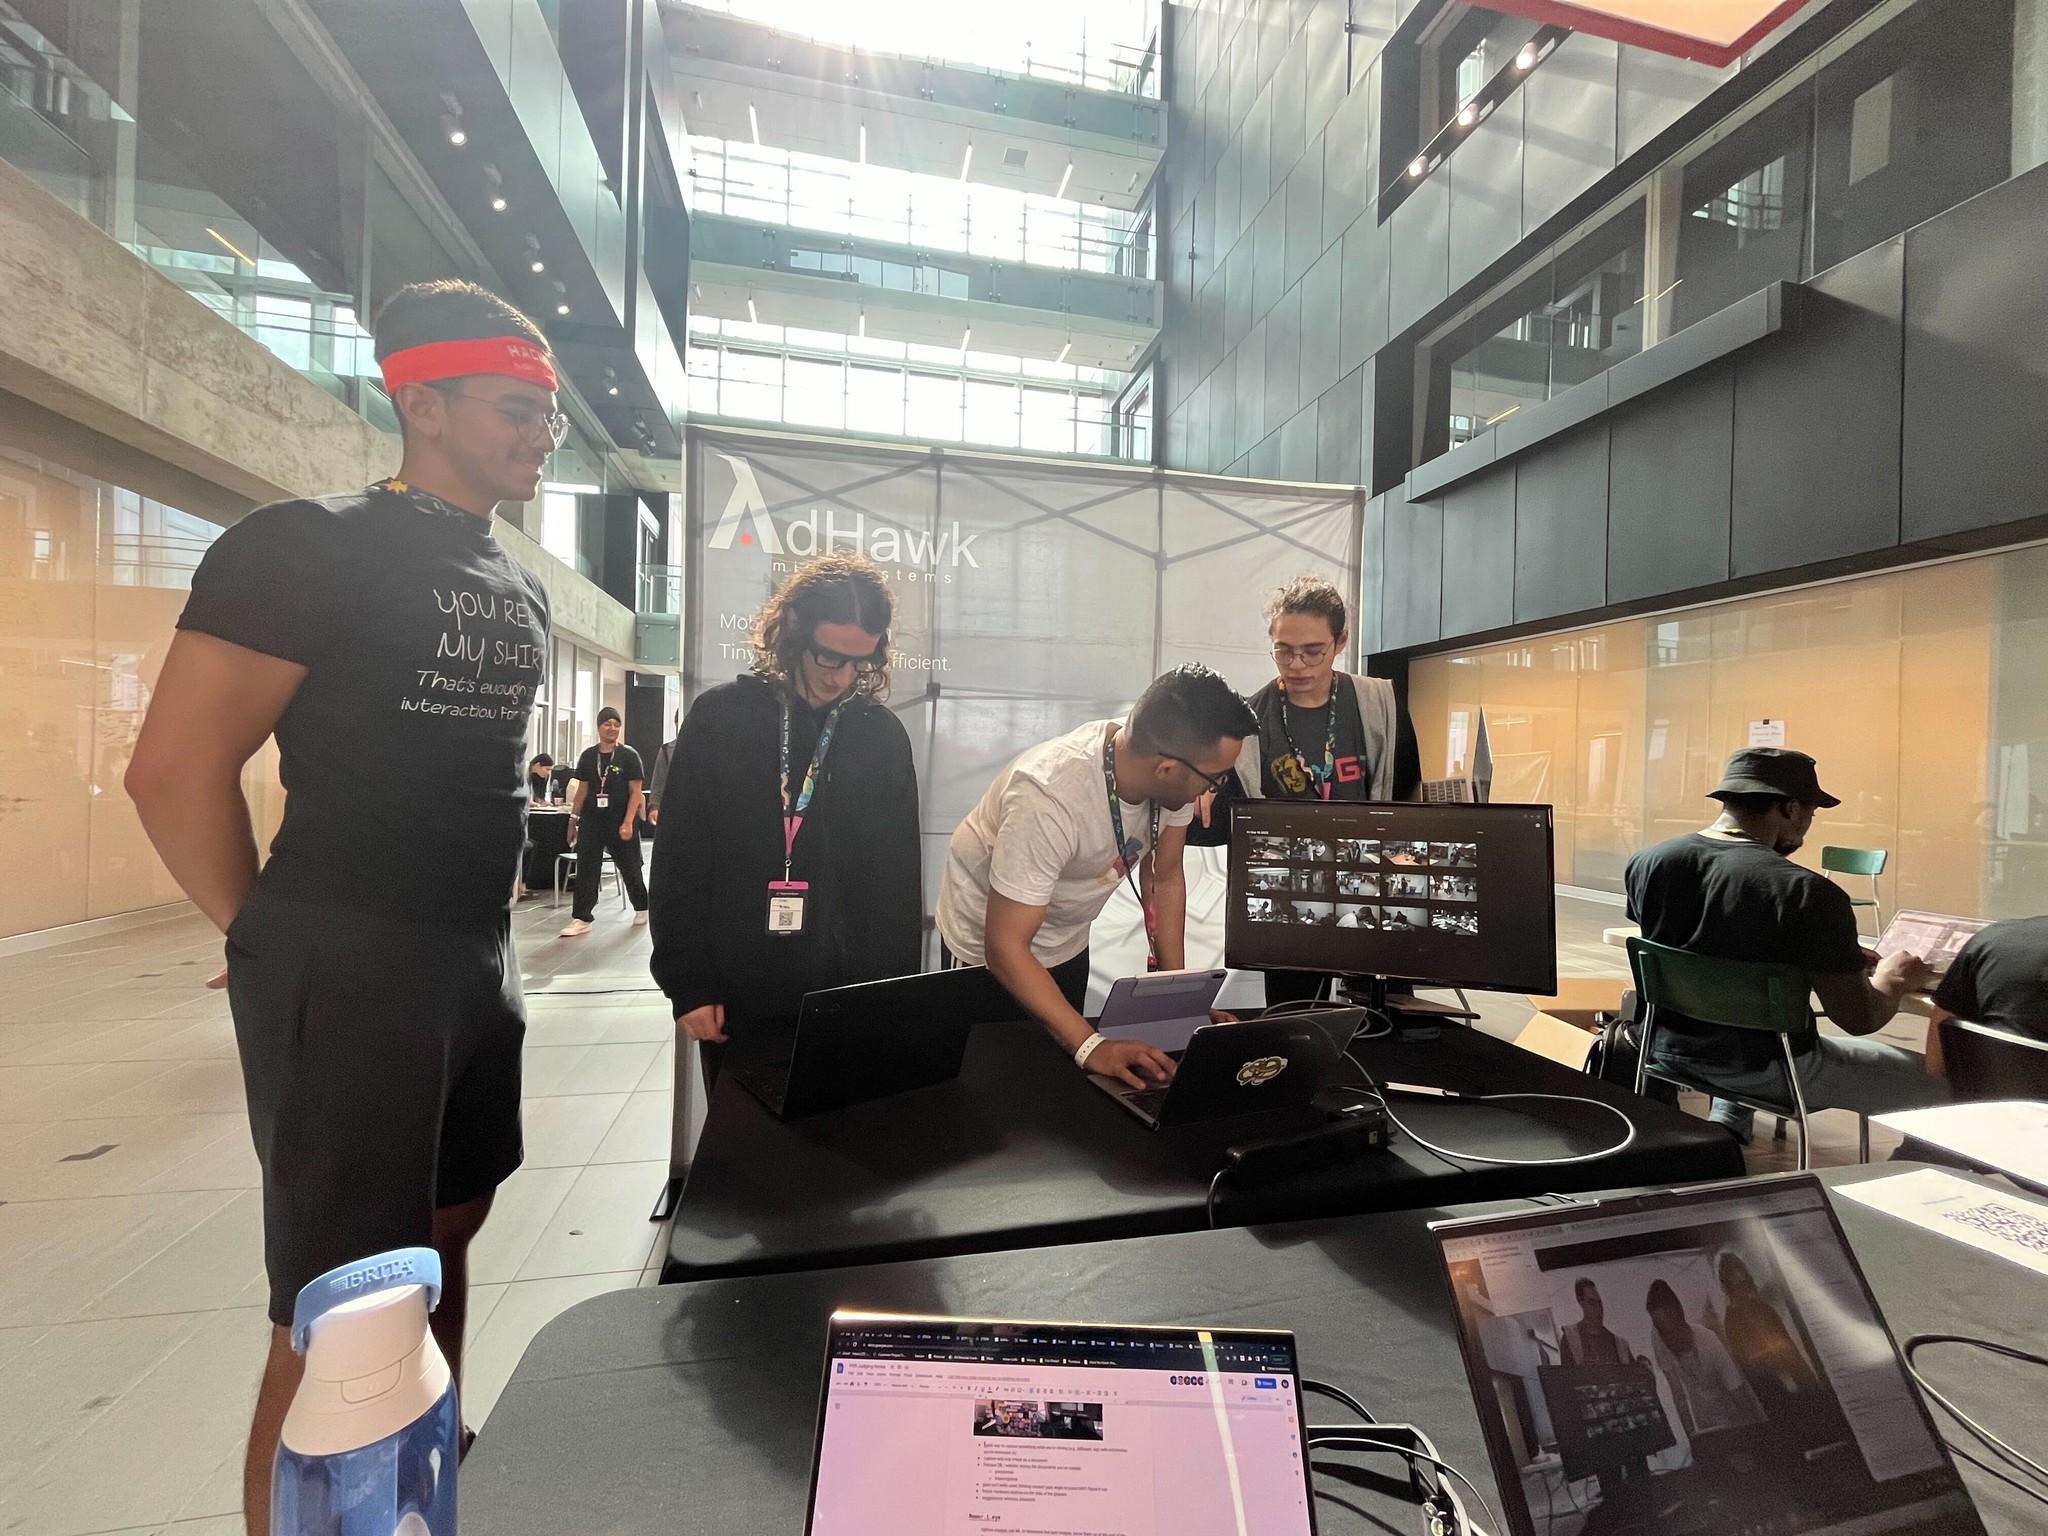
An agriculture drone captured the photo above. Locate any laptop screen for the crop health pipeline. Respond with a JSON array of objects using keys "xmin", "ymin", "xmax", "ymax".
[
  {"xmin": 805, "ymin": 1313, "xmax": 1316, "ymax": 1536},
  {"xmin": 1434, "ymin": 1175, "xmax": 1983, "ymax": 1536},
  {"xmin": 1877, "ymin": 911, "xmax": 1990, "ymax": 975}
]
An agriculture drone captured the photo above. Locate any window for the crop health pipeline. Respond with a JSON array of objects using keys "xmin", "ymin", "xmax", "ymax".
[
  {"xmin": 1422, "ymin": 7, "xmax": 1539, "ymax": 149},
  {"xmin": 847, "ymin": 366, "xmax": 907, "ymax": 437},
  {"xmin": 1673, "ymin": 90, "xmax": 1811, "ymax": 333}
]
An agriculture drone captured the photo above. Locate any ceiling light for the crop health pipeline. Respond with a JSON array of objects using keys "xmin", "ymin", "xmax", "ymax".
[
  {"xmin": 857, "ymin": 310, "xmax": 866, "ymax": 337},
  {"xmin": 747, "ymin": 296, "xmax": 758, "ymax": 324},
  {"xmin": 859, "ymin": 123, "xmax": 867, "ymax": 164},
  {"xmin": 531, "ymin": 258, "xmax": 546, "ymax": 273},
  {"xmin": 1056, "ymin": 161, "xmax": 1073, "ymax": 200},
  {"xmin": 1408, "ymin": 156, "xmax": 1428, "ymax": 179},
  {"xmin": 1457, "ymin": 103, "xmax": 1478, "ymax": 127},
  {"xmin": 491, "ymin": 195, "xmax": 509, "ymax": 212},
  {"xmin": 959, "ymin": 327, "xmax": 972, "ymax": 352},
  {"xmin": 1515, "ymin": 42, "xmax": 1538, "ymax": 69},
  {"xmin": 960, "ymin": 142, "xmax": 973, "ymax": 180},
  {"xmin": 556, "ymin": 303, "xmax": 570, "ymax": 316},
  {"xmin": 204, "ymin": 227, "xmax": 255, "ymax": 266},
  {"xmin": 748, "ymin": 103, "xmax": 760, "ymax": 145},
  {"xmin": 604, "ymin": 366, "xmax": 619, "ymax": 398},
  {"xmin": 1055, "ymin": 340, "xmax": 1071, "ymax": 364},
  {"xmin": 440, "ymin": 112, "xmax": 466, "ymax": 146},
  {"xmin": 485, "ymin": 165, "xmax": 506, "ymax": 211}
]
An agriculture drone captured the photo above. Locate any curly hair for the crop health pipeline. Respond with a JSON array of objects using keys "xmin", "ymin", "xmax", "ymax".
[
  {"xmin": 749, "ymin": 553, "xmax": 896, "ymax": 702},
  {"xmin": 1263, "ymin": 572, "xmax": 1348, "ymax": 639}
]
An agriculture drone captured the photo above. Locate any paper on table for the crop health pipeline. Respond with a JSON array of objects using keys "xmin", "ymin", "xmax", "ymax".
[
  {"xmin": 1872, "ymin": 1100, "xmax": 2048, "ymax": 1189},
  {"xmin": 1836, "ymin": 1167, "xmax": 2048, "ymax": 1280}
]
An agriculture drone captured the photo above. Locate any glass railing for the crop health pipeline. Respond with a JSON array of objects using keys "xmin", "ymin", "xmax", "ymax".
[{"xmin": 690, "ymin": 138, "xmax": 1153, "ymax": 279}]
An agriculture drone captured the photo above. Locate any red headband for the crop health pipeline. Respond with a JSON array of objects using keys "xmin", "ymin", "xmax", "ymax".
[{"xmin": 380, "ymin": 336, "xmax": 558, "ymax": 394}]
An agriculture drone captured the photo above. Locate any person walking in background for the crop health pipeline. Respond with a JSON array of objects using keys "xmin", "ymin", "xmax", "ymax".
[
  {"xmin": 125, "ymin": 278, "xmax": 556, "ymax": 1533},
  {"xmin": 647, "ymin": 553, "xmax": 922, "ymax": 1085},
  {"xmin": 560, "ymin": 705, "xmax": 648, "ymax": 936}
]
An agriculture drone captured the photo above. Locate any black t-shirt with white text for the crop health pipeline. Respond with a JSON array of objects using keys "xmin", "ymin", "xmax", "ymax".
[
  {"xmin": 178, "ymin": 486, "xmax": 549, "ymax": 925},
  {"xmin": 1932, "ymin": 917, "xmax": 2048, "ymax": 1041},
  {"xmin": 1256, "ymin": 674, "xmax": 1372, "ymax": 799},
  {"xmin": 1624, "ymin": 832, "xmax": 1865, "ymax": 1072},
  {"xmin": 574, "ymin": 744, "xmax": 646, "ymax": 838}
]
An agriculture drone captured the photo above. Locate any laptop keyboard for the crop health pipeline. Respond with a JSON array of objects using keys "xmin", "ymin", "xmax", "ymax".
[{"xmin": 1124, "ymin": 1084, "xmax": 1171, "ymax": 1117}]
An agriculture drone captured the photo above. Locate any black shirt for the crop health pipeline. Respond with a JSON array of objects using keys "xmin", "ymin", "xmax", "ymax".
[
  {"xmin": 179, "ymin": 486, "xmax": 549, "ymax": 925},
  {"xmin": 647, "ymin": 674, "xmax": 922, "ymax": 1024},
  {"xmin": 1932, "ymin": 917, "xmax": 2048, "ymax": 1040},
  {"xmin": 1256, "ymin": 674, "xmax": 1372, "ymax": 799},
  {"xmin": 1624, "ymin": 832, "xmax": 1865, "ymax": 1072},
  {"xmin": 574, "ymin": 745, "xmax": 646, "ymax": 837}
]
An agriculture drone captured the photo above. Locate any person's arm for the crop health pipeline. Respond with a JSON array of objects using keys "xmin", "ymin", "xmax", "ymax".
[
  {"xmin": 984, "ymin": 891, "xmax": 1174, "ymax": 1089},
  {"xmin": 1812, "ymin": 951, "xmax": 1935, "ymax": 1036},
  {"xmin": 647, "ymin": 741, "xmax": 673, "ymax": 824},
  {"xmin": 622, "ymin": 767, "xmax": 645, "ymax": 840},
  {"xmin": 125, "ymin": 631, "xmax": 306, "ymax": 932},
  {"xmin": 647, "ymin": 705, "xmax": 726, "ymax": 1042},
  {"xmin": 1145, "ymin": 820, "xmax": 1190, "ymax": 971},
  {"xmin": 565, "ymin": 767, "xmax": 586, "ymax": 844}
]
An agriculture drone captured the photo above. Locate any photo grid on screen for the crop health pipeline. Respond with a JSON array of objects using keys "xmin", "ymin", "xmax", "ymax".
[{"xmin": 1244, "ymin": 833, "xmax": 1480, "ymax": 935}]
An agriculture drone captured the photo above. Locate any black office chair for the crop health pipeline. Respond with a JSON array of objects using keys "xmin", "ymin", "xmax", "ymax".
[{"xmin": 1938, "ymin": 1018, "xmax": 2048, "ymax": 1101}]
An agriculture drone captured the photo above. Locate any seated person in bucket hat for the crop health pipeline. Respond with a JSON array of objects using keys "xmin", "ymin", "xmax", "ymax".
[{"xmin": 1623, "ymin": 747, "xmax": 1947, "ymax": 1143}]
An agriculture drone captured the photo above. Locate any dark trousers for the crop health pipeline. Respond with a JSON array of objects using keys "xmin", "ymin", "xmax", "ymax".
[{"xmin": 572, "ymin": 827, "xmax": 647, "ymax": 919}]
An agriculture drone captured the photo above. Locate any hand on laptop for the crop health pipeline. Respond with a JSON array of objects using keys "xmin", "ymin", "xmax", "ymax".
[
  {"xmin": 1209, "ymin": 1009, "xmax": 1238, "ymax": 1025},
  {"xmin": 1874, "ymin": 950, "xmax": 1937, "ymax": 997},
  {"xmin": 678, "ymin": 1002, "xmax": 728, "ymax": 1043},
  {"xmin": 1086, "ymin": 1037, "xmax": 1177, "ymax": 1090}
]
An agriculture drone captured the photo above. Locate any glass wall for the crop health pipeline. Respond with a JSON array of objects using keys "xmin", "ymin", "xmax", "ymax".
[
  {"xmin": 0, "ymin": 440, "xmax": 285, "ymax": 938},
  {"xmin": 1408, "ymin": 547, "xmax": 2048, "ymax": 921}
]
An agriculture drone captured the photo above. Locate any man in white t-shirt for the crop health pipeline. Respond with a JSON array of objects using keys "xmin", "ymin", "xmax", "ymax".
[{"xmin": 936, "ymin": 665, "xmax": 1259, "ymax": 1089}]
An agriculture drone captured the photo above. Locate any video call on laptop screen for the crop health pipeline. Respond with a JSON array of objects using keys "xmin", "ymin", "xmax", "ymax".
[
  {"xmin": 805, "ymin": 1313, "xmax": 1315, "ymax": 1536},
  {"xmin": 1436, "ymin": 1178, "xmax": 1983, "ymax": 1536},
  {"xmin": 1226, "ymin": 800, "xmax": 1557, "ymax": 994}
]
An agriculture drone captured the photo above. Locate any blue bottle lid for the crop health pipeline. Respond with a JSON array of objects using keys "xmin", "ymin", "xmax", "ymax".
[{"xmin": 290, "ymin": 1247, "xmax": 443, "ymax": 1354}]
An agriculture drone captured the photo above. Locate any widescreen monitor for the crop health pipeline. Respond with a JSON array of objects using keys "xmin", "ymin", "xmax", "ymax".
[{"xmin": 1225, "ymin": 800, "xmax": 1557, "ymax": 995}]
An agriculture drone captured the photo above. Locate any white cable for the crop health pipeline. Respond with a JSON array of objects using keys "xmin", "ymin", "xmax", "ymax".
[
  {"xmin": 1307, "ymin": 1432, "xmax": 1502, "ymax": 1536},
  {"xmin": 1346, "ymin": 1052, "xmax": 1639, "ymax": 1167}
]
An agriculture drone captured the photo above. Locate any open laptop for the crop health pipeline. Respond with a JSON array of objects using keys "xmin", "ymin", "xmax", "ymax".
[
  {"xmin": 803, "ymin": 1311, "xmax": 1316, "ymax": 1536},
  {"xmin": 1877, "ymin": 910, "xmax": 1991, "ymax": 977},
  {"xmin": 1432, "ymin": 1172, "xmax": 1986, "ymax": 1536},
  {"xmin": 729, "ymin": 966, "xmax": 1015, "ymax": 1120},
  {"xmin": 1090, "ymin": 1007, "xmax": 1362, "ymax": 1130},
  {"xmin": 1096, "ymin": 967, "xmax": 1228, "ymax": 1053}
]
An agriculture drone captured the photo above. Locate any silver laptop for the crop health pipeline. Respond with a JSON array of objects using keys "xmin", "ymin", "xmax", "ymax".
[
  {"xmin": 1877, "ymin": 910, "xmax": 1990, "ymax": 977},
  {"xmin": 1095, "ymin": 967, "xmax": 1227, "ymax": 1053},
  {"xmin": 1432, "ymin": 1172, "xmax": 1985, "ymax": 1536}
]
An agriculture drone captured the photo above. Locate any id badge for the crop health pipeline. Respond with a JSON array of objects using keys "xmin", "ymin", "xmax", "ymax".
[
  {"xmin": 595, "ymin": 794, "xmax": 610, "ymax": 809},
  {"xmin": 767, "ymin": 879, "xmax": 809, "ymax": 936}
]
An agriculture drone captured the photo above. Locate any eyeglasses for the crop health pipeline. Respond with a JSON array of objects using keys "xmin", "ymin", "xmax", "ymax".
[
  {"xmin": 806, "ymin": 642, "xmax": 880, "ymax": 672},
  {"xmin": 1271, "ymin": 642, "xmax": 1334, "ymax": 665},
  {"xmin": 445, "ymin": 388, "xmax": 571, "ymax": 447},
  {"xmin": 1165, "ymin": 754, "xmax": 1238, "ymax": 796}
]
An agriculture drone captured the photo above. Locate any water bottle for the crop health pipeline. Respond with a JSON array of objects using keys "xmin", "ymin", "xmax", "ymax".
[{"xmin": 273, "ymin": 1247, "xmax": 460, "ymax": 1536}]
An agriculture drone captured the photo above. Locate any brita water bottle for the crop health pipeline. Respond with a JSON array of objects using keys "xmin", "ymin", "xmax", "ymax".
[{"xmin": 273, "ymin": 1247, "xmax": 460, "ymax": 1536}]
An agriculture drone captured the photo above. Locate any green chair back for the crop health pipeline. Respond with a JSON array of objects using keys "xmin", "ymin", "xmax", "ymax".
[
  {"xmin": 1821, "ymin": 846, "xmax": 1887, "ymax": 878},
  {"xmin": 1625, "ymin": 937, "xmax": 1812, "ymax": 1037}
]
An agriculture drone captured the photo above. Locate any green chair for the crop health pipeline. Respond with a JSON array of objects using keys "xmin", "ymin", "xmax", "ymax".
[
  {"xmin": 1821, "ymin": 846, "xmax": 1887, "ymax": 934},
  {"xmin": 1626, "ymin": 937, "xmax": 1831, "ymax": 1170}
]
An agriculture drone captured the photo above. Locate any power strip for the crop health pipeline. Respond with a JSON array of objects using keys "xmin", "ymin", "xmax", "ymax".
[{"xmin": 1224, "ymin": 1105, "xmax": 1391, "ymax": 1181}]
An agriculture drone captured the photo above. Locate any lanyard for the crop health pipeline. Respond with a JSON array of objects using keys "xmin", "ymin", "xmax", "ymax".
[
  {"xmin": 375, "ymin": 477, "xmax": 475, "ymax": 524},
  {"xmin": 1103, "ymin": 728, "xmax": 1162, "ymax": 968},
  {"xmin": 780, "ymin": 697, "xmax": 847, "ymax": 880},
  {"xmin": 1279, "ymin": 693, "xmax": 1338, "ymax": 801},
  {"xmin": 595, "ymin": 750, "xmax": 613, "ymax": 787}
]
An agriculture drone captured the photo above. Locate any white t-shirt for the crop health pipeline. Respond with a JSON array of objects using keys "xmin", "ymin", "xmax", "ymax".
[{"xmin": 936, "ymin": 720, "xmax": 1194, "ymax": 968}]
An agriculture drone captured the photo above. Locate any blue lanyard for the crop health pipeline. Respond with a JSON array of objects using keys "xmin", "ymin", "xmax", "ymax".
[{"xmin": 780, "ymin": 698, "xmax": 846, "ymax": 879}]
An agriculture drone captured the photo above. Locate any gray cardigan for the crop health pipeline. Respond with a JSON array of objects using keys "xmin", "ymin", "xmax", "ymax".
[{"xmin": 1233, "ymin": 672, "xmax": 1400, "ymax": 801}]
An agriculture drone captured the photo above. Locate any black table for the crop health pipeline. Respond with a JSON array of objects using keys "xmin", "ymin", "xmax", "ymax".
[
  {"xmin": 662, "ymin": 1018, "xmax": 1742, "ymax": 1281},
  {"xmin": 471, "ymin": 1164, "xmax": 2044, "ymax": 1534},
  {"xmin": 523, "ymin": 806, "xmax": 572, "ymax": 892}
]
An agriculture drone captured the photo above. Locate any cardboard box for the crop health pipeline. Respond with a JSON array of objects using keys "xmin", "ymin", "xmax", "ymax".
[
  {"xmin": 1521, "ymin": 977, "xmax": 1627, "ymax": 1031},
  {"xmin": 1514, "ymin": 1012, "xmax": 1596, "ymax": 1071}
]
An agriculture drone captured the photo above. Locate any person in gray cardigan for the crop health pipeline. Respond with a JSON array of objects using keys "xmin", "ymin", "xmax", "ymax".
[{"xmin": 1219, "ymin": 573, "xmax": 1419, "ymax": 1005}]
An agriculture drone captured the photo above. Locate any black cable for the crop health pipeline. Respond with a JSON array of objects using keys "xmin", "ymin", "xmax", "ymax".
[
  {"xmin": 1301, "ymin": 1378, "xmax": 1377, "ymax": 1424},
  {"xmin": 1904, "ymin": 1334, "xmax": 2048, "ymax": 1490},
  {"xmin": 1343, "ymin": 1049, "xmax": 1639, "ymax": 1168},
  {"xmin": 1307, "ymin": 1433, "xmax": 1503, "ymax": 1536},
  {"xmin": 1945, "ymin": 1438, "xmax": 2048, "ymax": 1508}
]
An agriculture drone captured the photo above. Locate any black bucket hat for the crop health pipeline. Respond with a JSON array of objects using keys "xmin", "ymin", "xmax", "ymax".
[{"xmin": 1707, "ymin": 747, "xmax": 1840, "ymax": 809}]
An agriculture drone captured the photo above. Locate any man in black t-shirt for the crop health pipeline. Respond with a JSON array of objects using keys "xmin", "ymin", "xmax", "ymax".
[
  {"xmin": 561, "ymin": 705, "xmax": 648, "ymax": 934},
  {"xmin": 1931, "ymin": 917, "xmax": 2048, "ymax": 1042},
  {"xmin": 1624, "ymin": 748, "xmax": 1945, "ymax": 1144},
  {"xmin": 128, "ymin": 280, "xmax": 558, "ymax": 1533}
]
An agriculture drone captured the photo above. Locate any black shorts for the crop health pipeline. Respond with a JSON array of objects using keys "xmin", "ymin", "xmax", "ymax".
[{"xmin": 225, "ymin": 885, "xmax": 526, "ymax": 1327}]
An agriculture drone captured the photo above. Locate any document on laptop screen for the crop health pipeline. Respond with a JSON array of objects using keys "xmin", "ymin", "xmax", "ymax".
[{"xmin": 806, "ymin": 1316, "xmax": 1314, "ymax": 1536}]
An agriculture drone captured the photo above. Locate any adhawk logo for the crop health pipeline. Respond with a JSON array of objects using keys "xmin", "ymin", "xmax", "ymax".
[
  {"xmin": 705, "ymin": 451, "xmax": 980, "ymax": 569},
  {"xmin": 1236, "ymin": 1055, "xmax": 1288, "ymax": 1087}
]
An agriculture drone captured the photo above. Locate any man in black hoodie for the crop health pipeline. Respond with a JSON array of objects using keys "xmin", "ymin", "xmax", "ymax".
[{"xmin": 648, "ymin": 552, "xmax": 922, "ymax": 1083}]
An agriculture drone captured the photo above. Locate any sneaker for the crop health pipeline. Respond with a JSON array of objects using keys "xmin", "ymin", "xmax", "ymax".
[
  {"xmin": 632, "ymin": 910, "xmax": 649, "ymax": 927},
  {"xmin": 559, "ymin": 918, "xmax": 593, "ymax": 938}
]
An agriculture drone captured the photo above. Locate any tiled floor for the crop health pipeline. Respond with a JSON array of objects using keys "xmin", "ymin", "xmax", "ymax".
[
  {"xmin": 0, "ymin": 891, "xmax": 1910, "ymax": 1534},
  {"xmin": 0, "ymin": 894, "xmax": 679, "ymax": 1536}
]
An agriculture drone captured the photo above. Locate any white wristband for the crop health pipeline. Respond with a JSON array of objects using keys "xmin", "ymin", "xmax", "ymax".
[{"xmin": 1073, "ymin": 1032, "xmax": 1108, "ymax": 1069}]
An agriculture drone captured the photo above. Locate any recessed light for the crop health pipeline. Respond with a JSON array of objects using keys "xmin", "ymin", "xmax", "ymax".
[
  {"xmin": 1457, "ymin": 103, "xmax": 1477, "ymax": 127},
  {"xmin": 1408, "ymin": 156, "xmax": 1428, "ymax": 179},
  {"xmin": 1515, "ymin": 42, "xmax": 1538, "ymax": 69},
  {"xmin": 859, "ymin": 122, "xmax": 867, "ymax": 164},
  {"xmin": 608, "ymin": 385, "xmax": 620, "ymax": 396},
  {"xmin": 748, "ymin": 103, "xmax": 760, "ymax": 145},
  {"xmin": 448, "ymin": 127, "xmax": 468, "ymax": 146},
  {"xmin": 556, "ymin": 303, "xmax": 570, "ymax": 316},
  {"xmin": 747, "ymin": 296, "xmax": 759, "ymax": 324},
  {"xmin": 1056, "ymin": 341, "xmax": 1071, "ymax": 364},
  {"xmin": 960, "ymin": 143, "xmax": 973, "ymax": 180},
  {"xmin": 531, "ymin": 259, "xmax": 545, "ymax": 273},
  {"xmin": 1056, "ymin": 162, "xmax": 1073, "ymax": 200},
  {"xmin": 490, "ymin": 195, "xmax": 508, "ymax": 212},
  {"xmin": 960, "ymin": 327, "xmax": 971, "ymax": 352}
]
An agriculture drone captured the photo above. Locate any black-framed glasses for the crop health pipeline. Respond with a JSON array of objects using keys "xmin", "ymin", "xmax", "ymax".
[
  {"xmin": 444, "ymin": 388, "xmax": 571, "ymax": 447},
  {"xmin": 1271, "ymin": 642, "xmax": 1333, "ymax": 665},
  {"xmin": 806, "ymin": 642, "xmax": 880, "ymax": 672},
  {"xmin": 1165, "ymin": 754, "xmax": 1237, "ymax": 796}
]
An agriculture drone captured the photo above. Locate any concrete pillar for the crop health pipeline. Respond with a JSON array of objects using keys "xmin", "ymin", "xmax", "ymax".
[
  {"xmin": 2014, "ymin": 0, "xmax": 2048, "ymax": 176},
  {"xmin": 1640, "ymin": 164, "xmax": 1685, "ymax": 348}
]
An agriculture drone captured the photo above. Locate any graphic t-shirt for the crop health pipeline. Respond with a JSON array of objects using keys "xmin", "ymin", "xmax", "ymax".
[
  {"xmin": 1932, "ymin": 916, "xmax": 2048, "ymax": 1040},
  {"xmin": 936, "ymin": 720, "xmax": 1194, "ymax": 968},
  {"xmin": 1264, "ymin": 681, "xmax": 1371, "ymax": 800},
  {"xmin": 1624, "ymin": 832, "xmax": 1864, "ymax": 1072},
  {"xmin": 574, "ymin": 744, "xmax": 646, "ymax": 837},
  {"xmin": 177, "ymin": 485, "xmax": 549, "ymax": 925}
]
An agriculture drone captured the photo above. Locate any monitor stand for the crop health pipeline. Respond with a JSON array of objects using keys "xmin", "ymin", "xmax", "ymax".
[{"xmin": 1336, "ymin": 975, "xmax": 1479, "ymax": 1039}]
